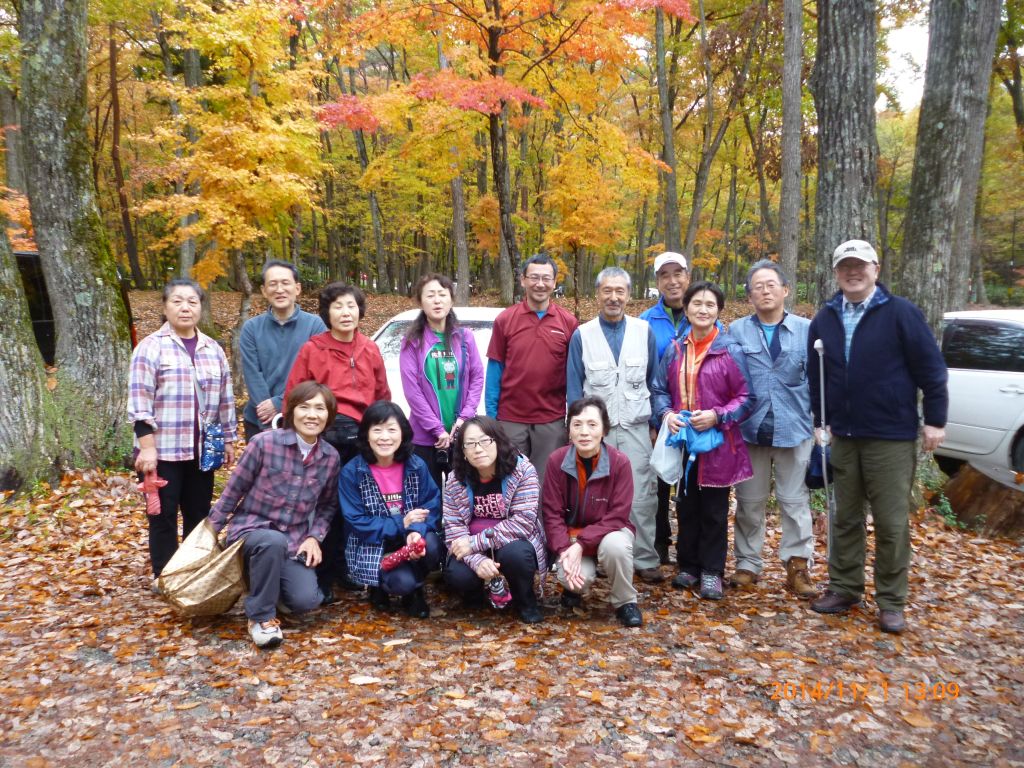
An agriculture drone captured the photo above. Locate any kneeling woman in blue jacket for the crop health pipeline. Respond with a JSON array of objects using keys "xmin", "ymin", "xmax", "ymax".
[{"xmin": 339, "ymin": 401, "xmax": 442, "ymax": 618}]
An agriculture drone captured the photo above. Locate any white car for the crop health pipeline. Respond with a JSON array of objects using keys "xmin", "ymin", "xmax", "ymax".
[
  {"xmin": 936, "ymin": 309, "xmax": 1024, "ymax": 490},
  {"xmin": 371, "ymin": 306, "xmax": 504, "ymax": 415}
]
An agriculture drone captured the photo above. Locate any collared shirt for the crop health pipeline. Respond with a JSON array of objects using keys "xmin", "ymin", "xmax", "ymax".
[
  {"xmin": 128, "ymin": 323, "xmax": 237, "ymax": 461},
  {"xmin": 730, "ymin": 312, "xmax": 813, "ymax": 448},
  {"xmin": 207, "ymin": 429, "xmax": 341, "ymax": 554},
  {"xmin": 842, "ymin": 287, "xmax": 877, "ymax": 360}
]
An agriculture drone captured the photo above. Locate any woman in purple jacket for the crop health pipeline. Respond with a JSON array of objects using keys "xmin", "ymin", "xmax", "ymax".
[
  {"xmin": 399, "ymin": 273, "xmax": 484, "ymax": 490},
  {"xmin": 652, "ymin": 281, "xmax": 754, "ymax": 601}
]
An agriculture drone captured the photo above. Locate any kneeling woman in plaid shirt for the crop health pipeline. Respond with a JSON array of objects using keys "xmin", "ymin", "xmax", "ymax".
[
  {"xmin": 339, "ymin": 401, "xmax": 442, "ymax": 619},
  {"xmin": 207, "ymin": 381, "xmax": 342, "ymax": 649}
]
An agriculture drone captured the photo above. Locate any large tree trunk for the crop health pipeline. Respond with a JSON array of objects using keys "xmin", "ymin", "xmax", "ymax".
[
  {"xmin": 0, "ymin": 85, "xmax": 26, "ymax": 193},
  {"xmin": 903, "ymin": 0, "xmax": 1001, "ymax": 333},
  {"xmin": 20, "ymin": 0, "xmax": 131, "ymax": 467},
  {"xmin": 809, "ymin": 0, "xmax": 878, "ymax": 306},
  {"xmin": 778, "ymin": 0, "xmax": 802, "ymax": 306},
  {"xmin": 109, "ymin": 24, "xmax": 143, "ymax": 288},
  {"xmin": 436, "ymin": 37, "xmax": 471, "ymax": 304},
  {"xmin": 655, "ymin": 7, "xmax": 682, "ymax": 253},
  {"xmin": 0, "ymin": 233, "xmax": 59, "ymax": 490}
]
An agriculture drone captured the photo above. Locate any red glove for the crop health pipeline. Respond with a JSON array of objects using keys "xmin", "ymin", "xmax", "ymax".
[
  {"xmin": 137, "ymin": 471, "xmax": 168, "ymax": 516},
  {"xmin": 380, "ymin": 538, "xmax": 426, "ymax": 571}
]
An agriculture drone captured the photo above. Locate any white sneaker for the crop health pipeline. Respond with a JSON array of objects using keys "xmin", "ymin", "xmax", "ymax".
[{"xmin": 248, "ymin": 618, "xmax": 283, "ymax": 649}]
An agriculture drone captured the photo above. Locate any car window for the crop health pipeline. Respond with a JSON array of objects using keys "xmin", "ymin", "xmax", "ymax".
[
  {"xmin": 375, "ymin": 320, "xmax": 495, "ymax": 361},
  {"xmin": 942, "ymin": 320, "xmax": 1024, "ymax": 373}
]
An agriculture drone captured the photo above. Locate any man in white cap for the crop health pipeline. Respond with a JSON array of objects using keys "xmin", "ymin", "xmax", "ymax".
[
  {"xmin": 640, "ymin": 251, "xmax": 691, "ymax": 564},
  {"xmin": 807, "ymin": 239, "xmax": 948, "ymax": 634}
]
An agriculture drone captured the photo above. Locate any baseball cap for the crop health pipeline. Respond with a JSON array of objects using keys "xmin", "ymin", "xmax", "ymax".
[
  {"xmin": 653, "ymin": 251, "xmax": 688, "ymax": 273},
  {"xmin": 832, "ymin": 240, "xmax": 879, "ymax": 269}
]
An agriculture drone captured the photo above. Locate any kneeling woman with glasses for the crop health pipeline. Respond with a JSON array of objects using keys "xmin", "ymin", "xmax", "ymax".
[
  {"xmin": 443, "ymin": 417, "xmax": 547, "ymax": 623},
  {"xmin": 339, "ymin": 401, "xmax": 442, "ymax": 618}
]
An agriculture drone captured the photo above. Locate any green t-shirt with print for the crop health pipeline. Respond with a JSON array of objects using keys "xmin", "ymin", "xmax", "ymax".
[{"xmin": 424, "ymin": 340, "xmax": 459, "ymax": 432}]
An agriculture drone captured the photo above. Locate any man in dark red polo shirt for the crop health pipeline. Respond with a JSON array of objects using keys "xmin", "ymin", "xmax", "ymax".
[{"xmin": 486, "ymin": 255, "xmax": 579, "ymax": 485}]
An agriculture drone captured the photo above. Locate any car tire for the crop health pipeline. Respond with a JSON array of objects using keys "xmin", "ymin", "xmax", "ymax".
[
  {"xmin": 935, "ymin": 455, "xmax": 964, "ymax": 478},
  {"xmin": 1012, "ymin": 436, "xmax": 1024, "ymax": 474}
]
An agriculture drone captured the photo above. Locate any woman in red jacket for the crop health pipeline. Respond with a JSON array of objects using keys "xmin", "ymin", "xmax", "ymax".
[
  {"xmin": 285, "ymin": 282, "xmax": 390, "ymax": 598},
  {"xmin": 542, "ymin": 396, "xmax": 643, "ymax": 628}
]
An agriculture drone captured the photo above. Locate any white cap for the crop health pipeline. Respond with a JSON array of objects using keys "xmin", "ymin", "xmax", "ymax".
[
  {"xmin": 832, "ymin": 240, "xmax": 878, "ymax": 269},
  {"xmin": 653, "ymin": 251, "xmax": 688, "ymax": 274}
]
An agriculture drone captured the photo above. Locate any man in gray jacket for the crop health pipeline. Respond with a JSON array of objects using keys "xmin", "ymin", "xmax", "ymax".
[
  {"xmin": 728, "ymin": 261, "xmax": 816, "ymax": 598},
  {"xmin": 240, "ymin": 260, "xmax": 325, "ymax": 440}
]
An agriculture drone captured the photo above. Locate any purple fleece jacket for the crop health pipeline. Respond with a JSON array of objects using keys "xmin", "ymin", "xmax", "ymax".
[{"xmin": 399, "ymin": 326, "xmax": 484, "ymax": 446}]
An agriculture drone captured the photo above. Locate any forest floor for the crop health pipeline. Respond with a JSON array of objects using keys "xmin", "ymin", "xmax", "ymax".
[{"xmin": 0, "ymin": 470, "xmax": 1022, "ymax": 766}]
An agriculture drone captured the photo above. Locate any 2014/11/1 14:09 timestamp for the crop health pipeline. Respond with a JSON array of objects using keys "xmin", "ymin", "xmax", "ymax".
[{"xmin": 769, "ymin": 679, "xmax": 961, "ymax": 703}]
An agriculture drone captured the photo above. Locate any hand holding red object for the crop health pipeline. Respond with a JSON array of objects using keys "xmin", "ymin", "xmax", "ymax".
[
  {"xmin": 137, "ymin": 471, "xmax": 167, "ymax": 516},
  {"xmin": 380, "ymin": 538, "xmax": 426, "ymax": 571}
]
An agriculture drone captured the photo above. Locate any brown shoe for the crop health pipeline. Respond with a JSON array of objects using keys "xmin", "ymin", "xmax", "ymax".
[
  {"xmin": 878, "ymin": 609, "xmax": 906, "ymax": 634},
  {"xmin": 811, "ymin": 590, "xmax": 861, "ymax": 614},
  {"xmin": 729, "ymin": 569, "xmax": 758, "ymax": 587},
  {"xmin": 785, "ymin": 557, "xmax": 817, "ymax": 598},
  {"xmin": 636, "ymin": 567, "xmax": 666, "ymax": 583}
]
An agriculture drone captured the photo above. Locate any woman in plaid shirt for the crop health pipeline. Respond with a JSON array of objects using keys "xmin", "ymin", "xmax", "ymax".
[
  {"xmin": 207, "ymin": 381, "xmax": 342, "ymax": 649},
  {"xmin": 128, "ymin": 279, "xmax": 236, "ymax": 585}
]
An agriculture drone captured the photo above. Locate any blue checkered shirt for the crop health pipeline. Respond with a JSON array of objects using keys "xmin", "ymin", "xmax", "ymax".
[{"xmin": 842, "ymin": 288, "xmax": 877, "ymax": 360}]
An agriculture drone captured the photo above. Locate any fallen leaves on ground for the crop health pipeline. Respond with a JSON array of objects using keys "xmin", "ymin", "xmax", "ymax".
[{"xmin": 1, "ymin": 470, "xmax": 1021, "ymax": 765}]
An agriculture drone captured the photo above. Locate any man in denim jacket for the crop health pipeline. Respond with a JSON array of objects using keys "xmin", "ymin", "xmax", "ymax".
[{"xmin": 728, "ymin": 261, "xmax": 816, "ymax": 598}]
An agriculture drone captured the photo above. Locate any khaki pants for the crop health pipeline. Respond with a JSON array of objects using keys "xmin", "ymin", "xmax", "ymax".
[
  {"xmin": 555, "ymin": 528, "xmax": 638, "ymax": 609},
  {"xmin": 499, "ymin": 419, "xmax": 567, "ymax": 487},
  {"xmin": 734, "ymin": 439, "xmax": 815, "ymax": 574},
  {"xmin": 605, "ymin": 422, "xmax": 659, "ymax": 570},
  {"xmin": 829, "ymin": 437, "xmax": 916, "ymax": 611}
]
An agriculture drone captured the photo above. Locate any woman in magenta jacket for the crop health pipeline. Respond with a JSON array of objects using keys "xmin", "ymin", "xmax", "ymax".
[
  {"xmin": 651, "ymin": 281, "xmax": 754, "ymax": 601},
  {"xmin": 399, "ymin": 273, "xmax": 484, "ymax": 490}
]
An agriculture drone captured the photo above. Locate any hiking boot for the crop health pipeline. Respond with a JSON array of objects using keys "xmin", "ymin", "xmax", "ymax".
[
  {"xmin": 560, "ymin": 590, "xmax": 583, "ymax": 610},
  {"xmin": 517, "ymin": 603, "xmax": 544, "ymax": 624},
  {"xmin": 672, "ymin": 571, "xmax": 699, "ymax": 590},
  {"xmin": 729, "ymin": 569, "xmax": 758, "ymax": 588},
  {"xmin": 699, "ymin": 572, "xmax": 724, "ymax": 600},
  {"xmin": 636, "ymin": 566, "xmax": 666, "ymax": 584},
  {"xmin": 785, "ymin": 557, "xmax": 817, "ymax": 598},
  {"xmin": 368, "ymin": 586, "xmax": 392, "ymax": 612},
  {"xmin": 248, "ymin": 618, "xmax": 283, "ymax": 649},
  {"xmin": 615, "ymin": 602, "xmax": 643, "ymax": 627},
  {"xmin": 811, "ymin": 590, "xmax": 861, "ymax": 614},
  {"xmin": 401, "ymin": 588, "xmax": 430, "ymax": 619},
  {"xmin": 878, "ymin": 609, "xmax": 906, "ymax": 634}
]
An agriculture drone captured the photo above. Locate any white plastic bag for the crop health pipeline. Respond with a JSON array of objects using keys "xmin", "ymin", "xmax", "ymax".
[{"xmin": 650, "ymin": 419, "xmax": 684, "ymax": 485}]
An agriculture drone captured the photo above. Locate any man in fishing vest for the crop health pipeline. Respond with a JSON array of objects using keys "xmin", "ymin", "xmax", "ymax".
[{"xmin": 566, "ymin": 266, "xmax": 663, "ymax": 583}]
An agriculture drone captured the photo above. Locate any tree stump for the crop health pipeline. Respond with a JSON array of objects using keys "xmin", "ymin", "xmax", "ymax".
[{"xmin": 944, "ymin": 465, "xmax": 1024, "ymax": 538}]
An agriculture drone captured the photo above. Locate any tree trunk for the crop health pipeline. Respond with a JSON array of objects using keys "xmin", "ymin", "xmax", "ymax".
[
  {"xmin": 230, "ymin": 248, "xmax": 253, "ymax": 401},
  {"xmin": 108, "ymin": 24, "xmax": 143, "ymax": 288},
  {"xmin": 436, "ymin": 37, "xmax": 471, "ymax": 304},
  {"xmin": 995, "ymin": 2, "xmax": 1024, "ymax": 158},
  {"xmin": 902, "ymin": 0, "xmax": 1001, "ymax": 334},
  {"xmin": 346, "ymin": 68, "xmax": 388, "ymax": 293},
  {"xmin": 779, "ymin": 0, "xmax": 802, "ymax": 307},
  {"xmin": 178, "ymin": 47, "xmax": 202, "ymax": 277},
  {"xmin": 655, "ymin": 7, "xmax": 682, "ymax": 253},
  {"xmin": 20, "ymin": 0, "xmax": 131, "ymax": 467},
  {"xmin": 810, "ymin": 0, "xmax": 878, "ymax": 306},
  {"xmin": 0, "ymin": 85, "xmax": 26, "ymax": 193},
  {"xmin": 0, "ymin": 233, "xmax": 59, "ymax": 490}
]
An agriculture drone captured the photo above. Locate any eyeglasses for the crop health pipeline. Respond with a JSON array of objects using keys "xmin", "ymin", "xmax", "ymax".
[
  {"xmin": 750, "ymin": 281, "xmax": 781, "ymax": 293},
  {"xmin": 524, "ymin": 274, "xmax": 555, "ymax": 284},
  {"xmin": 464, "ymin": 437, "xmax": 496, "ymax": 451}
]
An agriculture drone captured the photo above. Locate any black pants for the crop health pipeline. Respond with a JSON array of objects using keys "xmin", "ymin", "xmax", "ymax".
[
  {"xmin": 148, "ymin": 458, "xmax": 215, "ymax": 576},
  {"xmin": 378, "ymin": 532, "xmax": 444, "ymax": 596},
  {"xmin": 413, "ymin": 444, "xmax": 449, "ymax": 494},
  {"xmin": 243, "ymin": 420, "xmax": 265, "ymax": 442},
  {"xmin": 675, "ymin": 455, "xmax": 731, "ymax": 577},
  {"xmin": 656, "ymin": 478, "xmax": 673, "ymax": 551},
  {"xmin": 318, "ymin": 417, "xmax": 361, "ymax": 590},
  {"xmin": 444, "ymin": 539, "xmax": 539, "ymax": 609}
]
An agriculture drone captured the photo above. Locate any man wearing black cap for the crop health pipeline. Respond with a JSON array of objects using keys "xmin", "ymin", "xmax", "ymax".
[{"xmin": 807, "ymin": 239, "xmax": 948, "ymax": 634}]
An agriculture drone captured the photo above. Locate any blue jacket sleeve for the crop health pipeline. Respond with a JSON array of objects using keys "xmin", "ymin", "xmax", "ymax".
[
  {"xmin": 646, "ymin": 326, "xmax": 661, "ymax": 428},
  {"xmin": 565, "ymin": 329, "xmax": 585, "ymax": 406},
  {"xmin": 651, "ymin": 343, "xmax": 675, "ymax": 423},
  {"xmin": 485, "ymin": 359, "xmax": 504, "ymax": 418},
  {"xmin": 338, "ymin": 463, "xmax": 404, "ymax": 545}
]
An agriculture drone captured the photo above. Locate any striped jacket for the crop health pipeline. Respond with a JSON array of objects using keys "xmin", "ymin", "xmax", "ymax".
[
  {"xmin": 443, "ymin": 455, "xmax": 547, "ymax": 575},
  {"xmin": 128, "ymin": 323, "xmax": 236, "ymax": 461}
]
